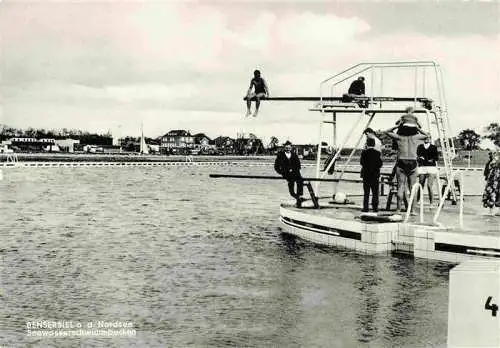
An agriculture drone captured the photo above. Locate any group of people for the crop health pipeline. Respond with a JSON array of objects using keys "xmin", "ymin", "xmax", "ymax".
[
  {"xmin": 248, "ymin": 71, "xmax": 498, "ymax": 216},
  {"xmin": 482, "ymin": 151, "xmax": 500, "ymax": 215},
  {"xmin": 272, "ymin": 107, "xmax": 438, "ymax": 212},
  {"xmin": 360, "ymin": 107, "xmax": 438, "ymax": 214}
]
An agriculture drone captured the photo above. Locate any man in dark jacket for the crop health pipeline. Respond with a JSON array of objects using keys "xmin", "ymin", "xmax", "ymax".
[
  {"xmin": 416, "ymin": 136, "xmax": 439, "ymax": 204},
  {"xmin": 274, "ymin": 141, "xmax": 304, "ymax": 207},
  {"xmin": 348, "ymin": 76, "xmax": 365, "ymax": 95},
  {"xmin": 344, "ymin": 76, "xmax": 366, "ymax": 107},
  {"xmin": 360, "ymin": 138, "xmax": 383, "ymax": 212}
]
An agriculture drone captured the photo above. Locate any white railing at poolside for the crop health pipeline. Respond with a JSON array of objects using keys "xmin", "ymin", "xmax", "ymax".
[
  {"xmin": 433, "ymin": 171, "xmax": 464, "ymax": 229},
  {"xmin": 404, "ymin": 182, "xmax": 425, "ymax": 223}
]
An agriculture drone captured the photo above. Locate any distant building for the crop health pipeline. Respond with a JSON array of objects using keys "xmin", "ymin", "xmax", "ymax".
[
  {"xmin": 192, "ymin": 133, "xmax": 216, "ymax": 154},
  {"xmin": 213, "ymin": 136, "xmax": 235, "ymax": 154},
  {"xmin": 83, "ymin": 145, "xmax": 104, "ymax": 153},
  {"xmin": 0, "ymin": 142, "xmax": 14, "ymax": 153},
  {"xmin": 54, "ymin": 139, "xmax": 80, "ymax": 153},
  {"xmin": 149, "ymin": 144, "xmax": 160, "ymax": 154},
  {"xmin": 160, "ymin": 130, "xmax": 194, "ymax": 153},
  {"xmin": 8, "ymin": 137, "xmax": 55, "ymax": 152},
  {"xmin": 193, "ymin": 133, "xmax": 211, "ymax": 147}
]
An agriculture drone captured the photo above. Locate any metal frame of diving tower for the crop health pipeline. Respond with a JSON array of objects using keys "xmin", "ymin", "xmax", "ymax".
[{"xmin": 310, "ymin": 61, "xmax": 457, "ymax": 203}]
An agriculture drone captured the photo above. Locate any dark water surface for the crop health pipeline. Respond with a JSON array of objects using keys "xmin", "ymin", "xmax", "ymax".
[{"xmin": 0, "ymin": 166, "xmax": 451, "ymax": 347}]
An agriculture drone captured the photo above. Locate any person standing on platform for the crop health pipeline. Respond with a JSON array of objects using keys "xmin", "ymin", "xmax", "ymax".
[
  {"xmin": 417, "ymin": 136, "xmax": 439, "ymax": 205},
  {"xmin": 274, "ymin": 141, "xmax": 304, "ymax": 208},
  {"xmin": 363, "ymin": 128, "xmax": 383, "ymax": 153},
  {"xmin": 245, "ymin": 69, "xmax": 269, "ymax": 117},
  {"xmin": 484, "ymin": 152, "xmax": 494, "ymax": 181},
  {"xmin": 482, "ymin": 151, "xmax": 500, "ymax": 216},
  {"xmin": 396, "ymin": 106, "xmax": 423, "ymax": 136},
  {"xmin": 360, "ymin": 138, "xmax": 383, "ymax": 212},
  {"xmin": 384, "ymin": 124, "xmax": 429, "ymax": 214}
]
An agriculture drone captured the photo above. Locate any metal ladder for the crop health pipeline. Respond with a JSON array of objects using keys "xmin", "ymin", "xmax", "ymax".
[
  {"xmin": 310, "ymin": 61, "xmax": 456, "ymax": 201},
  {"xmin": 433, "ymin": 105, "xmax": 458, "ymax": 202}
]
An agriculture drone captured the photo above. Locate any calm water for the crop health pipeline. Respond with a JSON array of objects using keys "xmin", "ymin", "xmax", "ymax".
[{"xmin": 0, "ymin": 165, "xmax": 455, "ymax": 347}]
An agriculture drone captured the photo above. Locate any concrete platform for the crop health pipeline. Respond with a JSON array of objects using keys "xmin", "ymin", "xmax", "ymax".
[{"xmin": 279, "ymin": 196, "xmax": 500, "ymax": 263}]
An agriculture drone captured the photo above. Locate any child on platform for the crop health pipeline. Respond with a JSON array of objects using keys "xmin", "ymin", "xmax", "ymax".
[
  {"xmin": 360, "ymin": 138, "xmax": 383, "ymax": 212},
  {"xmin": 396, "ymin": 106, "xmax": 423, "ymax": 136}
]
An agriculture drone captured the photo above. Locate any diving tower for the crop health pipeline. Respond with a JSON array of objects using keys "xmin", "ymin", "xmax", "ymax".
[{"xmin": 246, "ymin": 61, "xmax": 457, "ymax": 203}]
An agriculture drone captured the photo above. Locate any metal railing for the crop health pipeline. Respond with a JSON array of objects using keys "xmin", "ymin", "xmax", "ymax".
[
  {"xmin": 319, "ymin": 61, "xmax": 442, "ymax": 107},
  {"xmin": 433, "ymin": 170, "xmax": 464, "ymax": 228},
  {"xmin": 311, "ymin": 61, "xmax": 455, "ymax": 200},
  {"xmin": 404, "ymin": 182, "xmax": 425, "ymax": 223}
]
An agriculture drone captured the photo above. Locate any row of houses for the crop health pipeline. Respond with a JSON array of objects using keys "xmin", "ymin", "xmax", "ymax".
[
  {"xmin": 0, "ymin": 131, "xmax": 259, "ymax": 155},
  {"xmin": 160, "ymin": 130, "xmax": 251, "ymax": 155}
]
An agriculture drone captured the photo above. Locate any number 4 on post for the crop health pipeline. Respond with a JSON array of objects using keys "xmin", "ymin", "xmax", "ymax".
[{"xmin": 485, "ymin": 296, "xmax": 498, "ymax": 317}]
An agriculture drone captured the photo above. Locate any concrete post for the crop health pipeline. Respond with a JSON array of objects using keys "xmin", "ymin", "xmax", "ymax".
[{"xmin": 448, "ymin": 260, "xmax": 500, "ymax": 347}]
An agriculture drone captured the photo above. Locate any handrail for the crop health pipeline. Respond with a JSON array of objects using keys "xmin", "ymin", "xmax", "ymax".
[
  {"xmin": 320, "ymin": 61, "xmax": 440, "ymax": 105},
  {"xmin": 327, "ymin": 66, "xmax": 373, "ymax": 98},
  {"xmin": 319, "ymin": 111, "xmax": 367, "ymax": 180},
  {"xmin": 404, "ymin": 182, "xmax": 425, "ymax": 223},
  {"xmin": 313, "ymin": 61, "xmax": 450, "ymax": 202},
  {"xmin": 320, "ymin": 61, "xmax": 438, "ymax": 86},
  {"xmin": 314, "ymin": 111, "xmax": 366, "ymax": 193},
  {"xmin": 329, "ymin": 113, "xmax": 375, "ymax": 194},
  {"xmin": 433, "ymin": 170, "xmax": 464, "ymax": 228}
]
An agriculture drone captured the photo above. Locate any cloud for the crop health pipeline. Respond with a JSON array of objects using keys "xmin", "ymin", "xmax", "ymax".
[{"xmin": 0, "ymin": 2, "xmax": 498, "ymax": 145}]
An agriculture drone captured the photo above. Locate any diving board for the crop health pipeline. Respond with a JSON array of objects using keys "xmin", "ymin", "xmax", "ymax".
[
  {"xmin": 209, "ymin": 174, "xmax": 363, "ymax": 183},
  {"xmin": 244, "ymin": 96, "xmax": 433, "ymax": 102}
]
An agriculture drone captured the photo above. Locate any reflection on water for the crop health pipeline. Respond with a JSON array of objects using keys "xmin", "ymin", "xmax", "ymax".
[{"xmin": 0, "ymin": 166, "xmax": 455, "ymax": 347}]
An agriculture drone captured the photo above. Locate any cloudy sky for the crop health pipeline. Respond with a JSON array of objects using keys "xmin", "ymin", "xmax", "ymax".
[{"xmin": 1, "ymin": 1, "xmax": 499, "ymax": 145}]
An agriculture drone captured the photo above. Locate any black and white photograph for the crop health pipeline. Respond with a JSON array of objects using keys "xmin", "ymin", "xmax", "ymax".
[{"xmin": 1, "ymin": 1, "xmax": 499, "ymax": 347}]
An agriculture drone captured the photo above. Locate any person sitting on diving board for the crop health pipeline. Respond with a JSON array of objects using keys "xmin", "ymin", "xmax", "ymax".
[{"xmin": 244, "ymin": 69, "xmax": 269, "ymax": 117}]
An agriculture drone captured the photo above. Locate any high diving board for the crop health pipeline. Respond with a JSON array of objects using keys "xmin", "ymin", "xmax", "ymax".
[
  {"xmin": 308, "ymin": 107, "xmax": 433, "ymax": 113},
  {"xmin": 244, "ymin": 96, "xmax": 432, "ymax": 102}
]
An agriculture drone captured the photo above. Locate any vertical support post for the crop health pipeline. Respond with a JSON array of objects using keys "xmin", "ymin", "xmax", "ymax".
[
  {"xmin": 379, "ymin": 67, "xmax": 384, "ymax": 107},
  {"xmin": 404, "ymin": 183, "xmax": 424, "ymax": 223},
  {"xmin": 305, "ymin": 182, "xmax": 320, "ymax": 209},
  {"xmin": 414, "ymin": 66, "xmax": 418, "ymax": 108},
  {"xmin": 332, "ymin": 112, "xmax": 337, "ymax": 194},
  {"xmin": 458, "ymin": 171, "xmax": 464, "ymax": 229},
  {"xmin": 333, "ymin": 113, "xmax": 337, "ymax": 148},
  {"xmin": 436, "ymin": 168, "xmax": 442, "ymax": 203},
  {"xmin": 425, "ymin": 110, "xmax": 432, "ymax": 141},
  {"xmin": 370, "ymin": 65, "xmax": 374, "ymax": 105},
  {"xmin": 314, "ymin": 111, "xmax": 324, "ymax": 193},
  {"xmin": 422, "ymin": 66, "xmax": 426, "ymax": 98}
]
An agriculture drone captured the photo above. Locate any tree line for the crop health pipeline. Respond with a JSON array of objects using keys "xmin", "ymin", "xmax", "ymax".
[
  {"xmin": 0, "ymin": 125, "xmax": 114, "ymax": 145},
  {"xmin": 1, "ymin": 122, "xmax": 499, "ymax": 150},
  {"xmin": 456, "ymin": 122, "xmax": 500, "ymax": 150}
]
